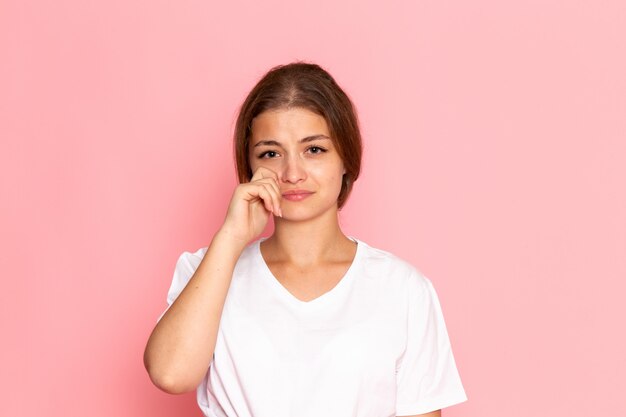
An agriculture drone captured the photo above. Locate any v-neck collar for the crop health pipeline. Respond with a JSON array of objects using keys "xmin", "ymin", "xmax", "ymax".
[{"xmin": 254, "ymin": 237, "xmax": 363, "ymax": 310}]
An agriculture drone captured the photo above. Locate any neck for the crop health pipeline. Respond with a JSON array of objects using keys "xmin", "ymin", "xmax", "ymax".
[{"xmin": 263, "ymin": 207, "xmax": 352, "ymax": 266}]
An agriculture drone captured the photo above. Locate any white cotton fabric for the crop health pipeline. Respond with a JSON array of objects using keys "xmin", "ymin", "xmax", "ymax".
[{"xmin": 163, "ymin": 238, "xmax": 467, "ymax": 417}]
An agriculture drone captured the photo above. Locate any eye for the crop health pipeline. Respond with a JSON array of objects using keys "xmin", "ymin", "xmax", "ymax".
[
  {"xmin": 258, "ymin": 150, "xmax": 279, "ymax": 159},
  {"xmin": 307, "ymin": 146, "xmax": 327, "ymax": 155}
]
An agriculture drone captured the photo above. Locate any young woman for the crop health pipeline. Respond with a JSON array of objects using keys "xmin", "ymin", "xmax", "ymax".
[{"xmin": 144, "ymin": 63, "xmax": 467, "ymax": 417}]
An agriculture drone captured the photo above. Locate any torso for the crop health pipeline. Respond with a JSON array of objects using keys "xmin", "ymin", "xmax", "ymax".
[
  {"xmin": 203, "ymin": 238, "xmax": 417, "ymax": 417},
  {"xmin": 179, "ymin": 238, "xmax": 465, "ymax": 417}
]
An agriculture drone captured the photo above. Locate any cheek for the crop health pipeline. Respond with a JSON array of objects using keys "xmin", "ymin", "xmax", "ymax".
[
  {"xmin": 250, "ymin": 157, "xmax": 280, "ymax": 173},
  {"xmin": 317, "ymin": 165, "xmax": 345, "ymax": 191},
  {"xmin": 308, "ymin": 163, "xmax": 342, "ymax": 179}
]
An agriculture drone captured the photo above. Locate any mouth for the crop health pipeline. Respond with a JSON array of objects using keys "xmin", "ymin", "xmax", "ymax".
[{"xmin": 282, "ymin": 190, "xmax": 314, "ymax": 201}]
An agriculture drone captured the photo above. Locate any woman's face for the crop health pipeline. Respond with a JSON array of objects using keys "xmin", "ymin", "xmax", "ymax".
[{"xmin": 248, "ymin": 107, "xmax": 345, "ymax": 222}]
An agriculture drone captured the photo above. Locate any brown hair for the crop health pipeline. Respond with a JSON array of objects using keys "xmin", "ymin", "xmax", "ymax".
[{"xmin": 234, "ymin": 62, "xmax": 362, "ymax": 209}]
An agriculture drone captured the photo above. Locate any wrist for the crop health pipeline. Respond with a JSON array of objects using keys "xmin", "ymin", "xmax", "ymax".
[{"xmin": 212, "ymin": 227, "xmax": 250, "ymax": 252}]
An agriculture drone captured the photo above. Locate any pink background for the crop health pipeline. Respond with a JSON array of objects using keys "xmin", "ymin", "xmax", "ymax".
[{"xmin": 1, "ymin": 1, "xmax": 625, "ymax": 416}]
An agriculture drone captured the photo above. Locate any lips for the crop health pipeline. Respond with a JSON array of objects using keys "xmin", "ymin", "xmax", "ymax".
[{"xmin": 282, "ymin": 189, "xmax": 314, "ymax": 201}]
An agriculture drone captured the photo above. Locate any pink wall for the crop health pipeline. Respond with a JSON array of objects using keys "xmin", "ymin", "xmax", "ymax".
[{"xmin": 1, "ymin": 1, "xmax": 625, "ymax": 416}]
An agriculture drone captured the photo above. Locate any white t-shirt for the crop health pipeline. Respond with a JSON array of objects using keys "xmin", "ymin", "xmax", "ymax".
[{"xmin": 163, "ymin": 238, "xmax": 467, "ymax": 417}]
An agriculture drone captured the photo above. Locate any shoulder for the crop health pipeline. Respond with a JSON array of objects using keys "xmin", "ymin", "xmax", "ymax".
[
  {"xmin": 176, "ymin": 246, "xmax": 208, "ymax": 268},
  {"xmin": 167, "ymin": 240, "xmax": 260, "ymax": 304},
  {"xmin": 175, "ymin": 239, "xmax": 261, "ymax": 275},
  {"xmin": 166, "ymin": 247, "xmax": 207, "ymax": 302},
  {"xmin": 354, "ymin": 238, "xmax": 431, "ymax": 290}
]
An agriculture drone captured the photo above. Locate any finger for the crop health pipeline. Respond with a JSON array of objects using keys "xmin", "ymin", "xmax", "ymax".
[
  {"xmin": 256, "ymin": 185, "xmax": 277, "ymax": 215},
  {"xmin": 252, "ymin": 176, "xmax": 282, "ymax": 216},
  {"xmin": 257, "ymin": 177, "xmax": 281, "ymax": 202},
  {"xmin": 259, "ymin": 182, "xmax": 282, "ymax": 217},
  {"xmin": 250, "ymin": 166, "xmax": 279, "ymax": 183}
]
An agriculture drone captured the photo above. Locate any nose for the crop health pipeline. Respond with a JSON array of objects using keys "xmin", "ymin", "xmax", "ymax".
[{"xmin": 280, "ymin": 154, "xmax": 306, "ymax": 184}]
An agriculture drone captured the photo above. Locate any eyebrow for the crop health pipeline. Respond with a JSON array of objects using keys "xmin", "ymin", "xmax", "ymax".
[{"xmin": 253, "ymin": 134, "xmax": 331, "ymax": 147}]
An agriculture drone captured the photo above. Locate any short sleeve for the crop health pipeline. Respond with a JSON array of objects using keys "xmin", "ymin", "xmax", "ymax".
[
  {"xmin": 157, "ymin": 247, "xmax": 207, "ymax": 322},
  {"xmin": 395, "ymin": 270, "xmax": 467, "ymax": 415}
]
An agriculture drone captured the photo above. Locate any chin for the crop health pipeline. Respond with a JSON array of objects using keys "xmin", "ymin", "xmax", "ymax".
[{"xmin": 280, "ymin": 204, "xmax": 339, "ymax": 223}]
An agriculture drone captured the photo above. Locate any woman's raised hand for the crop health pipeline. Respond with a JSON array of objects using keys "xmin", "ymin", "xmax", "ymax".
[
  {"xmin": 219, "ymin": 167, "xmax": 282, "ymax": 245},
  {"xmin": 146, "ymin": 171, "xmax": 282, "ymax": 394}
]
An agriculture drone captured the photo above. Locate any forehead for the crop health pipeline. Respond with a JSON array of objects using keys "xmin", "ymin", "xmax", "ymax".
[{"xmin": 250, "ymin": 108, "xmax": 330, "ymax": 143}]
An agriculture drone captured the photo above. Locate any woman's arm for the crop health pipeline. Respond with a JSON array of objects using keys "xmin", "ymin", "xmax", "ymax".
[
  {"xmin": 143, "ymin": 167, "xmax": 282, "ymax": 394},
  {"xmin": 143, "ymin": 231, "xmax": 246, "ymax": 394}
]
